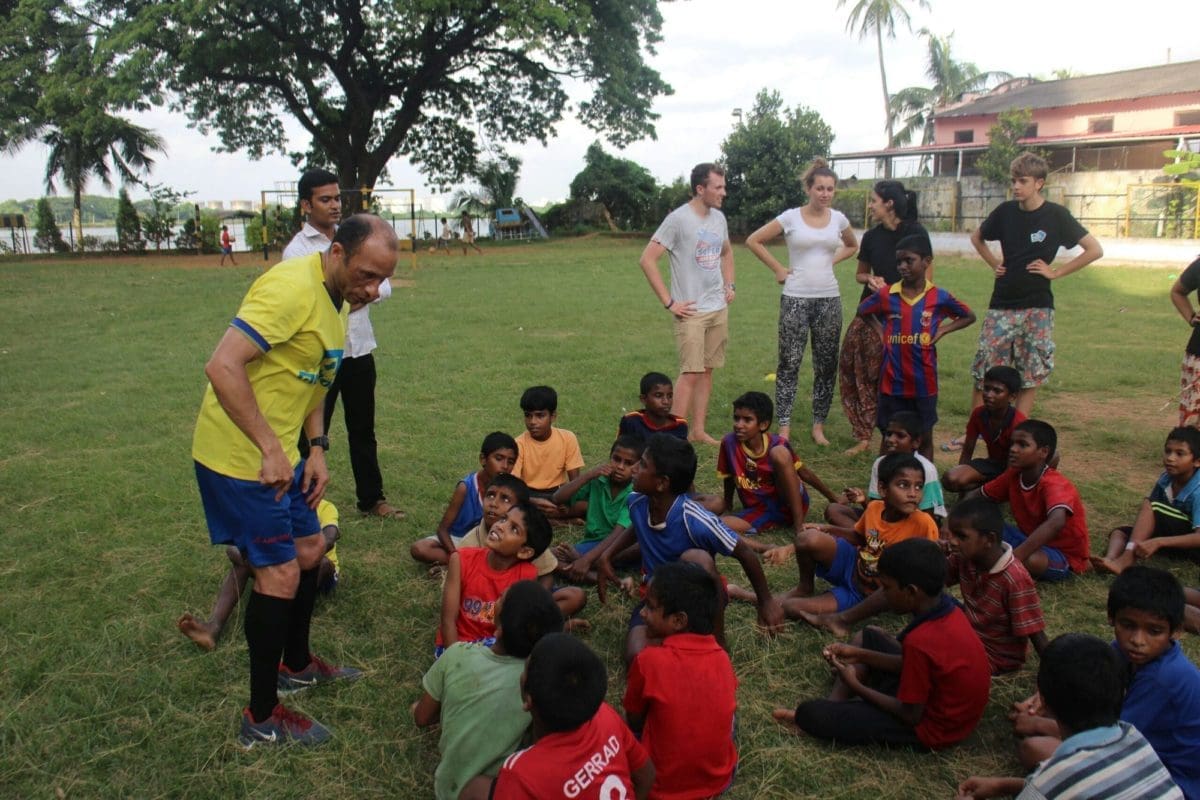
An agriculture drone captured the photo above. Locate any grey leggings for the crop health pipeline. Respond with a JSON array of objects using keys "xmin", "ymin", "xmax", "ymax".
[{"xmin": 776, "ymin": 295, "xmax": 842, "ymax": 428}]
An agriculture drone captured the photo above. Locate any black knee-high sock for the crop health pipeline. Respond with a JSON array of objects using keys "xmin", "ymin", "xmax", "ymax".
[
  {"xmin": 283, "ymin": 567, "xmax": 319, "ymax": 672},
  {"xmin": 245, "ymin": 591, "xmax": 290, "ymax": 722}
]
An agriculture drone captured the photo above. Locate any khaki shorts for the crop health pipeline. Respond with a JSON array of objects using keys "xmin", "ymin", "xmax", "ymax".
[{"xmin": 674, "ymin": 307, "xmax": 728, "ymax": 372}]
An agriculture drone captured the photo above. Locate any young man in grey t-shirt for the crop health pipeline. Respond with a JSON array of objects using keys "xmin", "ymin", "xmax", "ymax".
[{"xmin": 637, "ymin": 163, "xmax": 735, "ymax": 446}]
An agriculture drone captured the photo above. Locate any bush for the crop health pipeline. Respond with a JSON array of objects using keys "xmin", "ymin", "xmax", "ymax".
[{"xmin": 34, "ymin": 198, "xmax": 70, "ymax": 253}]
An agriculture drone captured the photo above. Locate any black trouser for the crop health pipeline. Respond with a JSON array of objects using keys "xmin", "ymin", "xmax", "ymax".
[
  {"xmin": 324, "ymin": 353, "xmax": 385, "ymax": 511},
  {"xmin": 794, "ymin": 628, "xmax": 927, "ymax": 749}
]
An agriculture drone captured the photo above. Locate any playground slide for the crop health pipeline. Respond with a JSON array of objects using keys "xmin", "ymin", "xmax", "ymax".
[{"xmin": 522, "ymin": 206, "xmax": 549, "ymax": 239}]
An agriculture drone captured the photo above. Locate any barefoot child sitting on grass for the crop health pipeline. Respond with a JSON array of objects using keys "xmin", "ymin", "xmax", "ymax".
[
  {"xmin": 551, "ymin": 435, "xmax": 641, "ymax": 576},
  {"xmin": 959, "ymin": 633, "xmax": 1183, "ymax": 800},
  {"xmin": 177, "ymin": 499, "xmax": 341, "ymax": 651},
  {"xmin": 943, "ymin": 366, "xmax": 1026, "ymax": 494},
  {"xmin": 716, "ymin": 391, "xmax": 837, "ymax": 550},
  {"xmin": 732, "ymin": 454, "xmax": 938, "ymax": 626},
  {"xmin": 582, "ymin": 434, "xmax": 785, "ymax": 665},
  {"xmin": 459, "ymin": 634, "xmax": 655, "ymax": 800},
  {"xmin": 410, "ymin": 431, "xmax": 518, "ymax": 568},
  {"xmin": 436, "ymin": 501, "xmax": 553, "ymax": 656},
  {"xmin": 413, "ymin": 581, "xmax": 564, "ymax": 800},
  {"xmin": 1093, "ymin": 426, "xmax": 1200, "ymax": 576},
  {"xmin": 618, "ymin": 371, "xmax": 688, "ymax": 442},
  {"xmin": 1005, "ymin": 567, "xmax": 1200, "ymax": 797},
  {"xmin": 625, "ymin": 562, "xmax": 738, "ymax": 799},
  {"xmin": 979, "ymin": 419, "xmax": 1090, "ymax": 581},
  {"xmin": 774, "ymin": 538, "xmax": 990, "ymax": 750}
]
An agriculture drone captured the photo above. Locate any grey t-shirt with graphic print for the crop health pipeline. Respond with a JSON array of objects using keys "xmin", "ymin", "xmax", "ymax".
[{"xmin": 652, "ymin": 204, "xmax": 729, "ymax": 313}]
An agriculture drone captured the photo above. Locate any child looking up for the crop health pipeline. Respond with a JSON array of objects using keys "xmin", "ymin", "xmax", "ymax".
[
  {"xmin": 717, "ymin": 391, "xmax": 837, "ymax": 540},
  {"xmin": 625, "ymin": 561, "xmax": 738, "ymax": 799},
  {"xmin": 959, "ymin": 633, "xmax": 1181, "ymax": 800},
  {"xmin": 436, "ymin": 501, "xmax": 553, "ymax": 654},
  {"xmin": 945, "ymin": 497, "xmax": 1047, "ymax": 674},
  {"xmin": 619, "ymin": 372, "xmax": 688, "ymax": 442},
  {"xmin": 411, "ymin": 432, "xmax": 518, "ymax": 567},
  {"xmin": 857, "ymin": 233, "xmax": 975, "ymax": 459},
  {"xmin": 413, "ymin": 581, "xmax": 564, "ymax": 800},
  {"xmin": 775, "ymin": 538, "xmax": 990, "ymax": 750},
  {"xmin": 735, "ymin": 454, "xmax": 938, "ymax": 623},
  {"xmin": 581, "ymin": 434, "xmax": 785, "ymax": 664},
  {"xmin": 980, "ymin": 419, "xmax": 1090, "ymax": 580},
  {"xmin": 460, "ymin": 633, "xmax": 654, "ymax": 800},
  {"xmin": 944, "ymin": 366, "xmax": 1026, "ymax": 493},
  {"xmin": 513, "ymin": 385, "xmax": 584, "ymax": 514},
  {"xmin": 1007, "ymin": 567, "xmax": 1200, "ymax": 797},
  {"xmin": 1093, "ymin": 426, "xmax": 1200, "ymax": 575},
  {"xmin": 552, "ymin": 436, "xmax": 641, "ymax": 571}
]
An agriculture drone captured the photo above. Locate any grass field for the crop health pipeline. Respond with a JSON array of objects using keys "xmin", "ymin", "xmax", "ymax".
[{"xmin": 1, "ymin": 236, "xmax": 1196, "ymax": 798}]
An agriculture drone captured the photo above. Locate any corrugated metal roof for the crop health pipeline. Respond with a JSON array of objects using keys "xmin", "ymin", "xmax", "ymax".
[{"xmin": 936, "ymin": 60, "xmax": 1200, "ymax": 118}]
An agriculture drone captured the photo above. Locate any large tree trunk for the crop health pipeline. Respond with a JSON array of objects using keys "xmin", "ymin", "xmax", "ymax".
[{"xmin": 876, "ymin": 24, "xmax": 893, "ymax": 179}]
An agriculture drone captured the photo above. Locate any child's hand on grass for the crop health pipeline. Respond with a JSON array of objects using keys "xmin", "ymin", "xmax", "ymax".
[
  {"xmin": 757, "ymin": 596, "xmax": 785, "ymax": 636},
  {"xmin": 762, "ymin": 545, "xmax": 795, "ymax": 566},
  {"xmin": 842, "ymin": 487, "xmax": 865, "ymax": 505}
]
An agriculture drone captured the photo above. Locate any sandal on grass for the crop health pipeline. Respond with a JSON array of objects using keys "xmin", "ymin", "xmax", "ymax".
[{"xmin": 364, "ymin": 500, "xmax": 406, "ymax": 519}]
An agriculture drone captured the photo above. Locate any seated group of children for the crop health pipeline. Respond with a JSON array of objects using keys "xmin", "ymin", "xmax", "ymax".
[{"xmin": 400, "ymin": 363, "xmax": 1200, "ymax": 798}]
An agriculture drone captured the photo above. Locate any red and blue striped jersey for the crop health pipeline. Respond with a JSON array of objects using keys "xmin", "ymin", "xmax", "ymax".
[{"xmin": 857, "ymin": 282, "xmax": 971, "ymax": 398}]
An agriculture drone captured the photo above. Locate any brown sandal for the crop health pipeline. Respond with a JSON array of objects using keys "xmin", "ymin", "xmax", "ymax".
[{"xmin": 365, "ymin": 500, "xmax": 406, "ymax": 519}]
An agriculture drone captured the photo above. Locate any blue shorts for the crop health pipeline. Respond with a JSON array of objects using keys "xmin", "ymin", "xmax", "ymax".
[
  {"xmin": 877, "ymin": 394, "xmax": 938, "ymax": 433},
  {"xmin": 195, "ymin": 460, "xmax": 320, "ymax": 568},
  {"xmin": 574, "ymin": 539, "xmax": 603, "ymax": 556},
  {"xmin": 814, "ymin": 538, "xmax": 870, "ymax": 611},
  {"xmin": 1002, "ymin": 524, "xmax": 1073, "ymax": 582},
  {"xmin": 434, "ymin": 637, "xmax": 496, "ymax": 659}
]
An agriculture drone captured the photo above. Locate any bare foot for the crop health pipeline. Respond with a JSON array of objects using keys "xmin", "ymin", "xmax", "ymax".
[
  {"xmin": 811, "ymin": 424, "xmax": 830, "ymax": 446},
  {"xmin": 842, "ymin": 439, "xmax": 871, "ymax": 456},
  {"xmin": 177, "ymin": 613, "xmax": 218, "ymax": 651},
  {"xmin": 564, "ymin": 618, "xmax": 592, "ymax": 634},
  {"xmin": 553, "ymin": 542, "xmax": 580, "ymax": 563},
  {"xmin": 1089, "ymin": 556, "xmax": 1123, "ymax": 576},
  {"xmin": 796, "ymin": 609, "xmax": 850, "ymax": 638},
  {"xmin": 725, "ymin": 582, "xmax": 758, "ymax": 603},
  {"xmin": 763, "ymin": 545, "xmax": 795, "ymax": 566},
  {"xmin": 771, "ymin": 707, "xmax": 802, "ymax": 735},
  {"xmin": 688, "ymin": 432, "xmax": 720, "ymax": 446},
  {"xmin": 619, "ymin": 576, "xmax": 638, "ymax": 598}
]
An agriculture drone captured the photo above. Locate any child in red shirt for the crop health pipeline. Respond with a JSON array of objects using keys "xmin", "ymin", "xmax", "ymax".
[
  {"xmin": 460, "ymin": 633, "xmax": 654, "ymax": 800},
  {"xmin": 944, "ymin": 366, "xmax": 1026, "ymax": 493},
  {"xmin": 436, "ymin": 501, "xmax": 552, "ymax": 655},
  {"xmin": 774, "ymin": 538, "xmax": 991, "ymax": 750},
  {"xmin": 946, "ymin": 497, "xmax": 1048, "ymax": 674},
  {"xmin": 625, "ymin": 561, "xmax": 737, "ymax": 799},
  {"xmin": 980, "ymin": 419, "xmax": 1090, "ymax": 581}
]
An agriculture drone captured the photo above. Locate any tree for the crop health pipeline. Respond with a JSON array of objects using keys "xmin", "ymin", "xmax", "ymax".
[
  {"xmin": 568, "ymin": 143, "xmax": 658, "ymax": 230},
  {"xmin": 94, "ymin": 0, "xmax": 672, "ymax": 195},
  {"xmin": 33, "ymin": 197, "xmax": 69, "ymax": 253},
  {"xmin": 141, "ymin": 183, "xmax": 190, "ymax": 251},
  {"xmin": 837, "ymin": 0, "xmax": 930, "ymax": 173},
  {"xmin": 976, "ymin": 108, "xmax": 1036, "ymax": 184},
  {"xmin": 719, "ymin": 89, "xmax": 834, "ymax": 235},
  {"xmin": 115, "ymin": 187, "xmax": 143, "ymax": 252},
  {"xmin": 450, "ymin": 155, "xmax": 522, "ymax": 214},
  {"xmin": 889, "ymin": 29, "xmax": 1010, "ymax": 172}
]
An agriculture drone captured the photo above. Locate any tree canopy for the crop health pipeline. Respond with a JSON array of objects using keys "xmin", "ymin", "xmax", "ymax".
[
  {"xmin": 92, "ymin": 0, "xmax": 672, "ymax": 191},
  {"xmin": 719, "ymin": 89, "xmax": 834, "ymax": 235},
  {"xmin": 568, "ymin": 143, "xmax": 658, "ymax": 230}
]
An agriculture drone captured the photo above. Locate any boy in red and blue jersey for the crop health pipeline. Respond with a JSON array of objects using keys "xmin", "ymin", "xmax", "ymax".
[{"xmin": 857, "ymin": 233, "xmax": 976, "ymax": 460}]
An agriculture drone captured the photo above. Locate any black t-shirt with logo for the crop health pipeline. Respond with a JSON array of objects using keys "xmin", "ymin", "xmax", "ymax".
[
  {"xmin": 980, "ymin": 200, "xmax": 1087, "ymax": 310},
  {"xmin": 857, "ymin": 220, "xmax": 929, "ymax": 301},
  {"xmin": 1179, "ymin": 256, "xmax": 1200, "ymax": 356}
]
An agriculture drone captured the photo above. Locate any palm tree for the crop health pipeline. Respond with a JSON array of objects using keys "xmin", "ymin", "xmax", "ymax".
[
  {"xmin": 889, "ymin": 29, "xmax": 1010, "ymax": 173},
  {"xmin": 837, "ymin": 0, "xmax": 931, "ymax": 175},
  {"xmin": 42, "ymin": 115, "xmax": 165, "ymax": 249}
]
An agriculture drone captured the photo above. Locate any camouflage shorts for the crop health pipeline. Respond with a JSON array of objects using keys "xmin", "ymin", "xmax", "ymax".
[{"xmin": 971, "ymin": 308, "xmax": 1054, "ymax": 389}]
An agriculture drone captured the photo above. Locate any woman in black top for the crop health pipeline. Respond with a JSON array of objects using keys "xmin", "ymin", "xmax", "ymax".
[{"xmin": 837, "ymin": 180, "xmax": 926, "ymax": 455}]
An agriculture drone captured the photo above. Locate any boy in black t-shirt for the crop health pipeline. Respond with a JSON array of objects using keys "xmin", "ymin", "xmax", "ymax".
[{"xmin": 966, "ymin": 152, "xmax": 1102, "ymax": 418}]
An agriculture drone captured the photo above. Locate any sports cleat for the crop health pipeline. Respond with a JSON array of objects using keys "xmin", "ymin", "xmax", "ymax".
[
  {"xmin": 277, "ymin": 653, "xmax": 364, "ymax": 695},
  {"xmin": 237, "ymin": 704, "xmax": 331, "ymax": 749}
]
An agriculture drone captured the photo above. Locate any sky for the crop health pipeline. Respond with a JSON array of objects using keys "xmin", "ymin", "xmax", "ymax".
[{"xmin": 4, "ymin": 0, "xmax": 1199, "ymax": 209}]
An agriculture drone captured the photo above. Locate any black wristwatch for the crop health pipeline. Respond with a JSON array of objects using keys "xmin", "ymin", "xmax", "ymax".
[{"xmin": 308, "ymin": 435, "xmax": 330, "ymax": 451}]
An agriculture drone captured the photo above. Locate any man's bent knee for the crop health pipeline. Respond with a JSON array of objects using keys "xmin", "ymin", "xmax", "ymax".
[
  {"xmin": 253, "ymin": 560, "xmax": 301, "ymax": 599},
  {"xmin": 295, "ymin": 533, "xmax": 324, "ymax": 571}
]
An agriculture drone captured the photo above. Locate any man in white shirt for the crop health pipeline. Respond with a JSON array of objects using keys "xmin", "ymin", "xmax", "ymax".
[{"xmin": 284, "ymin": 169, "xmax": 403, "ymax": 518}]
